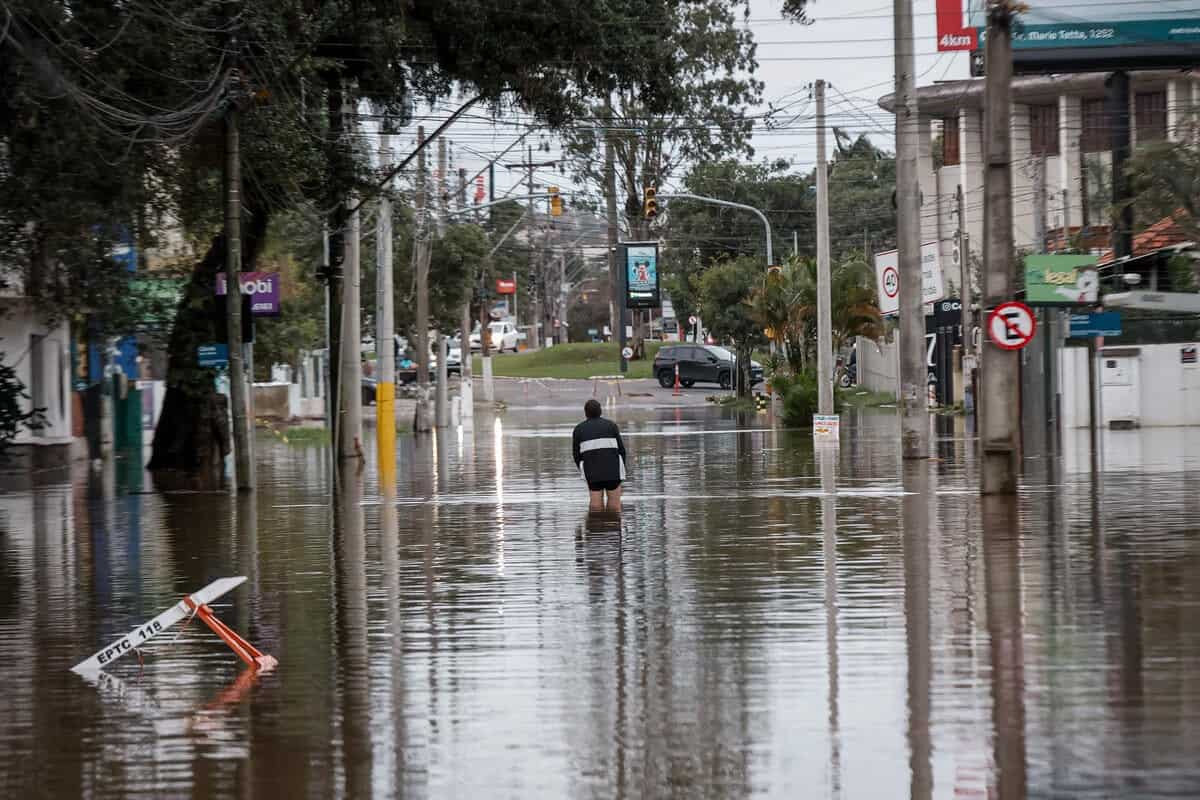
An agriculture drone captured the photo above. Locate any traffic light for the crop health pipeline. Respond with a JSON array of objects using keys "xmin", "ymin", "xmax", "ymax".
[
  {"xmin": 643, "ymin": 185, "xmax": 658, "ymax": 220},
  {"xmin": 549, "ymin": 186, "xmax": 563, "ymax": 217}
]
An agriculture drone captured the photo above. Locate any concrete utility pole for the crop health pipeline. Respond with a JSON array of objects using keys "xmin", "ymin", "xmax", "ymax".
[
  {"xmin": 605, "ymin": 106, "xmax": 619, "ymax": 339},
  {"xmin": 339, "ymin": 188, "xmax": 363, "ymax": 460},
  {"xmin": 980, "ymin": 4, "xmax": 1019, "ymax": 494},
  {"xmin": 435, "ymin": 137, "xmax": 450, "ymax": 427},
  {"xmin": 894, "ymin": 0, "xmax": 928, "ymax": 459},
  {"xmin": 376, "ymin": 132, "xmax": 396, "ymax": 476},
  {"xmin": 956, "ymin": 185, "xmax": 975, "ymax": 411},
  {"xmin": 815, "ymin": 80, "xmax": 834, "ymax": 417},
  {"xmin": 224, "ymin": 106, "xmax": 254, "ymax": 490},
  {"xmin": 456, "ymin": 169, "xmax": 474, "ymax": 419},
  {"xmin": 506, "ymin": 146, "xmax": 558, "ymax": 350},
  {"xmin": 414, "ymin": 126, "xmax": 432, "ymax": 432}
]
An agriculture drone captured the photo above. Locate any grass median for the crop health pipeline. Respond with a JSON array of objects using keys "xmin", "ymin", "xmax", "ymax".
[{"xmin": 471, "ymin": 341, "xmax": 663, "ymax": 380}]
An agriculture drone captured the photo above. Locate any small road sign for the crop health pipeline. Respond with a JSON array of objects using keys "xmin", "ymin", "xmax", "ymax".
[
  {"xmin": 621, "ymin": 346, "xmax": 634, "ymax": 360},
  {"xmin": 197, "ymin": 343, "xmax": 229, "ymax": 368},
  {"xmin": 987, "ymin": 301, "xmax": 1036, "ymax": 351},
  {"xmin": 1069, "ymin": 311, "xmax": 1122, "ymax": 338},
  {"xmin": 882, "ymin": 265, "xmax": 899, "ymax": 299},
  {"xmin": 688, "ymin": 315, "xmax": 698, "ymax": 326}
]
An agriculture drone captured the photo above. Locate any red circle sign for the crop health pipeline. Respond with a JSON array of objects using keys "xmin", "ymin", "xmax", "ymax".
[
  {"xmin": 882, "ymin": 266, "xmax": 899, "ymax": 298},
  {"xmin": 987, "ymin": 301, "xmax": 1037, "ymax": 351}
]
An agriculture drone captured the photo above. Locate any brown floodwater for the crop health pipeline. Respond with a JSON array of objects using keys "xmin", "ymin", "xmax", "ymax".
[{"xmin": 2, "ymin": 406, "xmax": 1199, "ymax": 798}]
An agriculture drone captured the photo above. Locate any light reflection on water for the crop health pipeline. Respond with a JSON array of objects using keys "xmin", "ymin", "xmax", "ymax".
[{"xmin": 1, "ymin": 407, "xmax": 1199, "ymax": 798}]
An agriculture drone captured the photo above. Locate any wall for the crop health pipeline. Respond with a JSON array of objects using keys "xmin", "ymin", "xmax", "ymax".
[
  {"xmin": 0, "ymin": 304, "xmax": 73, "ymax": 443},
  {"xmin": 1059, "ymin": 342, "xmax": 1200, "ymax": 429},
  {"xmin": 856, "ymin": 336, "xmax": 898, "ymax": 397}
]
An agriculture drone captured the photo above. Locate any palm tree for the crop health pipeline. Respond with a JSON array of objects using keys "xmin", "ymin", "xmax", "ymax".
[{"xmin": 751, "ymin": 254, "xmax": 882, "ymax": 374}]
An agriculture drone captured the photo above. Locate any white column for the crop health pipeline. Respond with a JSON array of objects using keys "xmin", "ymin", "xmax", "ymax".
[
  {"xmin": 916, "ymin": 116, "xmax": 937, "ymax": 244},
  {"xmin": 959, "ymin": 109, "xmax": 985, "ymax": 267},
  {"xmin": 1009, "ymin": 103, "xmax": 1036, "ymax": 251},
  {"xmin": 1058, "ymin": 95, "xmax": 1082, "ymax": 242}
]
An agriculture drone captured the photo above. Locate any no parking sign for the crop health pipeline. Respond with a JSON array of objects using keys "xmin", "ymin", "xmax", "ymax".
[{"xmin": 987, "ymin": 301, "xmax": 1036, "ymax": 351}]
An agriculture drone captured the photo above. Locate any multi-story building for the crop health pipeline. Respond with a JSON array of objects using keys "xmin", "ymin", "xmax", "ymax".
[{"xmin": 879, "ymin": 70, "xmax": 1200, "ymax": 294}]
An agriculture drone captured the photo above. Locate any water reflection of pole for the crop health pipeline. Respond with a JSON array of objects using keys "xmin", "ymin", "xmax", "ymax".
[
  {"xmin": 380, "ymin": 467, "xmax": 404, "ymax": 794},
  {"xmin": 333, "ymin": 460, "xmax": 371, "ymax": 797},
  {"xmin": 901, "ymin": 460, "xmax": 932, "ymax": 800},
  {"xmin": 818, "ymin": 445, "xmax": 841, "ymax": 798},
  {"xmin": 981, "ymin": 496, "xmax": 1027, "ymax": 800},
  {"xmin": 235, "ymin": 492, "xmax": 259, "ymax": 799}
]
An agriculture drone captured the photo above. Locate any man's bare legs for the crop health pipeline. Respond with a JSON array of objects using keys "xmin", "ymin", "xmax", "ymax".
[
  {"xmin": 589, "ymin": 490, "xmax": 606, "ymax": 512},
  {"xmin": 605, "ymin": 486, "xmax": 622, "ymax": 513}
]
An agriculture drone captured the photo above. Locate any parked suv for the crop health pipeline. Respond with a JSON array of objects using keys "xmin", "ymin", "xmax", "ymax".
[
  {"xmin": 653, "ymin": 344, "xmax": 763, "ymax": 390},
  {"xmin": 469, "ymin": 320, "xmax": 520, "ymax": 353}
]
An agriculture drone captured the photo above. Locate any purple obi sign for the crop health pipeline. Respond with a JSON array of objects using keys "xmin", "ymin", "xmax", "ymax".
[{"xmin": 216, "ymin": 271, "xmax": 281, "ymax": 316}]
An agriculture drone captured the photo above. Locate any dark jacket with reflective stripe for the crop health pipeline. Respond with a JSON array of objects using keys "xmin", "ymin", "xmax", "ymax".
[{"xmin": 572, "ymin": 417, "xmax": 627, "ymax": 484}]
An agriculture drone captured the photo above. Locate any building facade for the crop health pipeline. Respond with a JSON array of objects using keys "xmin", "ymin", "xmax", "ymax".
[{"xmin": 880, "ymin": 70, "xmax": 1200, "ymax": 296}]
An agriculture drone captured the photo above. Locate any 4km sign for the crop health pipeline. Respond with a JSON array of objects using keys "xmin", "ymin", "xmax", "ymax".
[{"xmin": 987, "ymin": 301, "xmax": 1037, "ymax": 351}]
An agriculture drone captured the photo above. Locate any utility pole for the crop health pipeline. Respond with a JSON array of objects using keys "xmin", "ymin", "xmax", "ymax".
[
  {"xmin": 224, "ymin": 105, "xmax": 254, "ymax": 491},
  {"xmin": 414, "ymin": 126, "xmax": 432, "ymax": 432},
  {"xmin": 605, "ymin": 106, "xmax": 620, "ymax": 340},
  {"xmin": 339, "ymin": 178, "xmax": 363, "ymax": 460},
  {"xmin": 815, "ymin": 80, "xmax": 834, "ymax": 417},
  {"xmin": 376, "ymin": 131, "xmax": 396, "ymax": 481},
  {"xmin": 894, "ymin": 0, "xmax": 928, "ymax": 459},
  {"xmin": 980, "ymin": 3, "xmax": 1019, "ymax": 494},
  {"xmin": 324, "ymin": 83, "xmax": 346, "ymax": 453},
  {"xmin": 457, "ymin": 166, "xmax": 474, "ymax": 419},
  {"xmin": 435, "ymin": 137, "xmax": 449, "ymax": 426},
  {"xmin": 506, "ymin": 146, "xmax": 558, "ymax": 350},
  {"xmin": 956, "ymin": 185, "xmax": 974, "ymax": 406}
]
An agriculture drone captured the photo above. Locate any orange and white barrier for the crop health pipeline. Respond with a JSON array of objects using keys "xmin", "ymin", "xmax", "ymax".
[{"xmin": 71, "ymin": 576, "xmax": 276, "ymax": 674}]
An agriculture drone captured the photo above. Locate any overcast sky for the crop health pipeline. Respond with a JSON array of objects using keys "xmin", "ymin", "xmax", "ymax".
[{"xmin": 377, "ymin": 0, "xmax": 971, "ymax": 209}]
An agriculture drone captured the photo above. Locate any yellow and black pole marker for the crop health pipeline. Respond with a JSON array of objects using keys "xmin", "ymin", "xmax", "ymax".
[
  {"xmin": 549, "ymin": 186, "xmax": 563, "ymax": 217},
  {"xmin": 643, "ymin": 185, "xmax": 658, "ymax": 220}
]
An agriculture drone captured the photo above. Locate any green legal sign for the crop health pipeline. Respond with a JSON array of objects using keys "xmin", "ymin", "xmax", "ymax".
[{"xmin": 1023, "ymin": 254, "xmax": 1099, "ymax": 306}]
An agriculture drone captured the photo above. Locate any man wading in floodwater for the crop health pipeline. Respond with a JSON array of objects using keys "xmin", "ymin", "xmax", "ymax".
[{"xmin": 572, "ymin": 399, "xmax": 627, "ymax": 512}]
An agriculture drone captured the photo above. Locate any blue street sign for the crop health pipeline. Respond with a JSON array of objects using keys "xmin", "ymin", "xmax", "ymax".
[
  {"xmin": 1069, "ymin": 311, "xmax": 1122, "ymax": 338},
  {"xmin": 197, "ymin": 343, "xmax": 229, "ymax": 368}
]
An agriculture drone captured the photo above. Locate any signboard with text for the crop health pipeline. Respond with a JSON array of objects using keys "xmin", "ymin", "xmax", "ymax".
[
  {"xmin": 624, "ymin": 242, "xmax": 660, "ymax": 309},
  {"xmin": 875, "ymin": 242, "xmax": 945, "ymax": 317},
  {"xmin": 1024, "ymin": 254, "xmax": 1099, "ymax": 306},
  {"xmin": 496, "ymin": 278, "xmax": 516, "ymax": 295},
  {"xmin": 970, "ymin": 1, "xmax": 1200, "ymax": 73},
  {"xmin": 1069, "ymin": 311, "xmax": 1122, "ymax": 338},
  {"xmin": 216, "ymin": 271, "xmax": 281, "ymax": 316}
]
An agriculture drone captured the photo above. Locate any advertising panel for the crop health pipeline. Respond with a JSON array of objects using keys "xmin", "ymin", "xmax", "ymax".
[
  {"xmin": 968, "ymin": 0, "xmax": 1200, "ymax": 72},
  {"xmin": 216, "ymin": 271, "xmax": 281, "ymax": 316},
  {"xmin": 624, "ymin": 242, "xmax": 660, "ymax": 309},
  {"xmin": 1023, "ymin": 254, "xmax": 1099, "ymax": 305}
]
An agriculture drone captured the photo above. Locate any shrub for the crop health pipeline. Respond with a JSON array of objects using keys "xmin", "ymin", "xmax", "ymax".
[{"xmin": 773, "ymin": 369, "xmax": 842, "ymax": 427}]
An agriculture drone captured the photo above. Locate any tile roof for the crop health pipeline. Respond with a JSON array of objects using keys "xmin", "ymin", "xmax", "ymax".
[{"xmin": 1099, "ymin": 212, "xmax": 1193, "ymax": 263}]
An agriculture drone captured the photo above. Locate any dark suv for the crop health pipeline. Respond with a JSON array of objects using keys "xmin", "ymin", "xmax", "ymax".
[{"xmin": 653, "ymin": 344, "xmax": 763, "ymax": 390}]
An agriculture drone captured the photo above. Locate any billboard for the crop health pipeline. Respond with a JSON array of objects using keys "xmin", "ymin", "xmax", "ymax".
[
  {"xmin": 968, "ymin": 0, "xmax": 1200, "ymax": 72},
  {"xmin": 874, "ymin": 242, "xmax": 946, "ymax": 317},
  {"xmin": 1023, "ymin": 254, "xmax": 1099, "ymax": 305},
  {"xmin": 624, "ymin": 242, "xmax": 660, "ymax": 309},
  {"xmin": 216, "ymin": 271, "xmax": 281, "ymax": 316}
]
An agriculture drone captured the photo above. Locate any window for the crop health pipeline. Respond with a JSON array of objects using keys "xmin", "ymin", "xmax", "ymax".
[
  {"xmin": 1029, "ymin": 104, "xmax": 1059, "ymax": 156},
  {"xmin": 1081, "ymin": 98, "xmax": 1108, "ymax": 153},
  {"xmin": 941, "ymin": 119, "xmax": 960, "ymax": 167},
  {"xmin": 1136, "ymin": 91, "xmax": 1167, "ymax": 142}
]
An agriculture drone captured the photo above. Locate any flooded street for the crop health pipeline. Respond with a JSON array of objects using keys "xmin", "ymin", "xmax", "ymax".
[{"xmin": 3, "ymin": 406, "xmax": 1200, "ymax": 798}]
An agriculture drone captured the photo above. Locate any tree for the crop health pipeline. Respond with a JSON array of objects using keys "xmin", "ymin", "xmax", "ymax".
[
  {"xmin": 826, "ymin": 132, "xmax": 898, "ymax": 261},
  {"xmin": 1127, "ymin": 119, "xmax": 1200, "ymax": 244},
  {"xmin": 751, "ymin": 255, "xmax": 882, "ymax": 374},
  {"xmin": 0, "ymin": 348, "xmax": 44, "ymax": 459},
  {"xmin": 5, "ymin": 0, "xmax": 754, "ymax": 488},
  {"xmin": 698, "ymin": 255, "xmax": 766, "ymax": 396}
]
